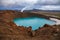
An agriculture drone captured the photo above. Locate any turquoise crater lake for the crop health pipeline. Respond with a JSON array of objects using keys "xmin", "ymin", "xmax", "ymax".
[{"xmin": 13, "ymin": 16, "xmax": 55, "ymax": 30}]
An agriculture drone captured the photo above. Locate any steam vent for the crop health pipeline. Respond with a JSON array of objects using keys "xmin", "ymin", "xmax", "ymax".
[{"xmin": 0, "ymin": 10, "xmax": 60, "ymax": 40}]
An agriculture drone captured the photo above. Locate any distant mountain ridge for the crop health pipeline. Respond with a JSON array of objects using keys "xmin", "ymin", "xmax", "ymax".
[{"xmin": 24, "ymin": 9, "xmax": 60, "ymax": 12}]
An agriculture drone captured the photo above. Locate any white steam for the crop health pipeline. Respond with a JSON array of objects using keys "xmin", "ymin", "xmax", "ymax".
[
  {"xmin": 21, "ymin": 6, "xmax": 31, "ymax": 12},
  {"xmin": 21, "ymin": 0, "xmax": 38, "ymax": 12}
]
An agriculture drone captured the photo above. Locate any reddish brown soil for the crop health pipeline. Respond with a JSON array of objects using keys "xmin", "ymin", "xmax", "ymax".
[{"xmin": 0, "ymin": 10, "xmax": 60, "ymax": 40}]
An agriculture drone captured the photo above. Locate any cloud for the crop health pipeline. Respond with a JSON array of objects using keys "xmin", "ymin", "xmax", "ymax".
[
  {"xmin": 0, "ymin": 0, "xmax": 60, "ymax": 10},
  {"xmin": 1, "ymin": 0, "xmax": 60, "ymax": 6},
  {"xmin": 0, "ymin": 0, "xmax": 38, "ymax": 6},
  {"xmin": 38, "ymin": 5, "xmax": 60, "ymax": 10},
  {"xmin": 37, "ymin": 0, "xmax": 60, "ymax": 5}
]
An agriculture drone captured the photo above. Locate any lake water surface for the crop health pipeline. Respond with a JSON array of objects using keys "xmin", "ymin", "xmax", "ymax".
[{"xmin": 13, "ymin": 16, "xmax": 55, "ymax": 30}]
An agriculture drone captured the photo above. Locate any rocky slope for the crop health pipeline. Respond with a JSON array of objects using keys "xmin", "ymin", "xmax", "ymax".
[{"xmin": 0, "ymin": 10, "xmax": 60, "ymax": 40}]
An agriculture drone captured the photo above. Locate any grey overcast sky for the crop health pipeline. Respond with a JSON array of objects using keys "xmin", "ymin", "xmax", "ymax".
[{"xmin": 0, "ymin": 0, "xmax": 60, "ymax": 10}]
